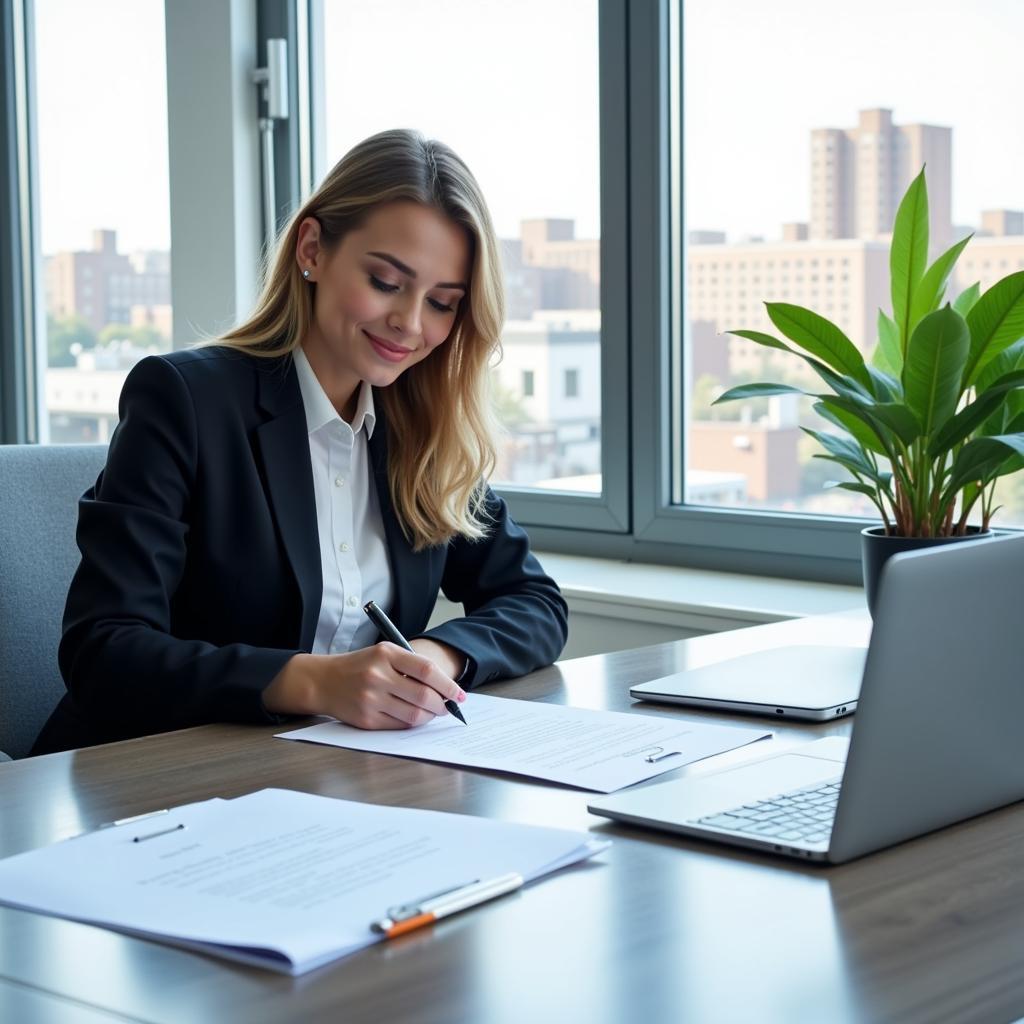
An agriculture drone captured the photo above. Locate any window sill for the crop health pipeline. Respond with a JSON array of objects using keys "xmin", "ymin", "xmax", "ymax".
[{"xmin": 536, "ymin": 551, "xmax": 866, "ymax": 634}]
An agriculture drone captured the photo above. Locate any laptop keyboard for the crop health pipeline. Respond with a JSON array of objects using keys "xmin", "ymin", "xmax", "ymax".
[{"xmin": 692, "ymin": 779, "xmax": 841, "ymax": 845}]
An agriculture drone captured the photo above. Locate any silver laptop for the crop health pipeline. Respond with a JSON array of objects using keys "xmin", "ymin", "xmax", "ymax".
[
  {"xmin": 629, "ymin": 645, "xmax": 866, "ymax": 721},
  {"xmin": 589, "ymin": 534, "xmax": 1024, "ymax": 864}
]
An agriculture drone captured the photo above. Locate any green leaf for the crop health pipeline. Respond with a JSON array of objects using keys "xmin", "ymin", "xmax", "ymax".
[
  {"xmin": 975, "ymin": 337, "xmax": 1024, "ymax": 393},
  {"xmin": 990, "ymin": 451, "xmax": 1024, "ymax": 482},
  {"xmin": 802, "ymin": 427, "xmax": 875, "ymax": 475},
  {"xmin": 945, "ymin": 433, "xmax": 1024, "ymax": 496},
  {"xmin": 963, "ymin": 270, "xmax": 1024, "ymax": 387},
  {"xmin": 865, "ymin": 401, "xmax": 924, "ymax": 445},
  {"xmin": 725, "ymin": 329, "xmax": 792, "ymax": 353},
  {"xmin": 824, "ymin": 480, "xmax": 886, "ymax": 502},
  {"xmin": 890, "ymin": 168, "xmax": 930, "ymax": 353},
  {"xmin": 962, "ymin": 480, "xmax": 981, "ymax": 512},
  {"xmin": 926, "ymin": 368, "xmax": 1024, "ymax": 456},
  {"xmin": 866, "ymin": 365, "xmax": 901, "ymax": 402},
  {"xmin": 978, "ymin": 386, "xmax": 1024, "ymax": 438},
  {"xmin": 816, "ymin": 399, "xmax": 894, "ymax": 458},
  {"xmin": 908, "ymin": 234, "xmax": 972, "ymax": 338},
  {"xmin": 807, "ymin": 360, "xmax": 873, "ymax": 401},
  {"xmin": 823, "ymin": 394, "xmax": 920, "ymax": 452},
  {"xmin": 712, "ymin": 383, "xmax": 806, "ymax": 404},
  {"xmin": 872, "ymin": 310, "xmax": 903, "ymax": 377},
  {"xmin": 952, "ymin": 281, "xmax": 981, "ymax": 318},
  {"xmin": 764, "ymin": 302, "xmax": 872, "ymax": 389},
  {"xmin": 901, "ymin": 305, "xmax": 971, "ymax": 437},
  {"xmin": 814, "ymin": 399, "xmax": 887, "ymax": 456},
  {"xmin": 814, "ymin": 451, "xmax": 873, "ymax": 480},
  {"xmin": 814, "ymin": 452, "xmax": 893, "ymax": 490},
  {"xmin": 726, "ymin": 327, "xmax": 873, "ymax": 401}
]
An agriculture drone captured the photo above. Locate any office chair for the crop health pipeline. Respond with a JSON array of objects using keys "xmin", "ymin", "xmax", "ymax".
[{"xmin": 0, "ymin": 444, "xmax": 106, "ymax": 759}]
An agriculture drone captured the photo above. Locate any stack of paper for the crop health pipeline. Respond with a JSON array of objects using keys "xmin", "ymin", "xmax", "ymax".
[{"xmin": 0, "ymin": 789, "xmax": 607, "ymax": 975}]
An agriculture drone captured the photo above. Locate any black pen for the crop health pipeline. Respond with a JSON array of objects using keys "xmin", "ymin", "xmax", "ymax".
[{"xmin": 363, "ymin": 600, "xmax": 468, "ymax": 725}]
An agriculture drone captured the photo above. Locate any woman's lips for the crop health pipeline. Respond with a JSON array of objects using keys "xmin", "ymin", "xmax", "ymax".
[{"xmin": 364, "ymin": 330, "xmax": 414, "ymax": 364}]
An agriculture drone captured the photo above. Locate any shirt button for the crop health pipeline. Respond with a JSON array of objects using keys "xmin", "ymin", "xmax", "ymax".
[
  {"xmin": 347, "ymin": 595, "xmax": 359, "ymax": 607},
  {"xmin": 335, "ymin": 476, "xmax": 345, "ymax": 487},
  {"xmin": 340, "ymin": 542, "xmax": 350, "ymax": 552}
]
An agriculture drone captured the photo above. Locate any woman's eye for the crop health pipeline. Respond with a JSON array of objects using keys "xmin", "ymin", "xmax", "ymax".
[
  {"xmin": 369, "ymin": 274, "xmax": 399, "ymax": 293},
  {"xmin": 429, "ymin": 298, "xmax": 456, "ymax": 313}
]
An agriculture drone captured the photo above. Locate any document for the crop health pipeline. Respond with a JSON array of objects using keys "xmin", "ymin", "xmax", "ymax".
[
  {"xmin": 277, "ymin": 694, "xmax": 770, "ymax": 792},
  {"xmin": 0, "ymin": 789, "xmax": 607, "ymax": 975}
]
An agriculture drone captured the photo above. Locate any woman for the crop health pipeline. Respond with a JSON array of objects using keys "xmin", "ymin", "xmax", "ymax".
[{"xmin": 33, "ymin": 129, "xmax": 568, "ymax": 754}]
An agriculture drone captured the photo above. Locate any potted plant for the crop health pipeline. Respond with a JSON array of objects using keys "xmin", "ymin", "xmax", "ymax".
[{"xmin": 714, "ymin": 169, "xmax": 1024, "ymax": 612}]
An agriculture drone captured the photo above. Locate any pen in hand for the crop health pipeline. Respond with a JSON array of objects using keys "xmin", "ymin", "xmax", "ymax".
[{"xmin": 363, "ymin": 600, "xmax": 468, "ymax": 725}]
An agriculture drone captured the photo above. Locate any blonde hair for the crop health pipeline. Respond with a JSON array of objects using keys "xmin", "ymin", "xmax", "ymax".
[{"xmin": 219, "ymin": 129, "xmax": 503, "ymax": 550}]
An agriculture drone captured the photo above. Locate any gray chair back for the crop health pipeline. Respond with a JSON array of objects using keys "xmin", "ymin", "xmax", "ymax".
[{"xmin": 0, "ymin": 444, "xmax": 107, "ymax": 758}]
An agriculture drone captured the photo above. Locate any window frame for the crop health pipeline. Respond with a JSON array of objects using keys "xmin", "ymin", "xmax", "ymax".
[
  {"xmin": 523, "ymin": 0, "xmax": 869, "ymax": 585},
  {"xmin": 1, "ymin": 0, "xmax": 41, "ymax": 444},
  {"xmin": 305, "ymin": 0, "xmax": 631, "ymax": 533}
]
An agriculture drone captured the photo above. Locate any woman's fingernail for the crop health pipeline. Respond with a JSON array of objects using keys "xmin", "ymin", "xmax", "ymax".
[{"xmin": 458, "ymin": 690, "xmax": 467, "ymax": 702}]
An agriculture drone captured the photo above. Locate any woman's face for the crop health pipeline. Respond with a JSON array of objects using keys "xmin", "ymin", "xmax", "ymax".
[{"xmin": 297, "ymin": 200, "xmax": 470, "ymax": 398}]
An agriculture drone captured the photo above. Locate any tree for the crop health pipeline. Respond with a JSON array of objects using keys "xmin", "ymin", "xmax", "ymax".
[
  {"xmin": 47, "ymin": 315, "xmax": 97, "ymax": 367},
  {"xmin": 128, "ymin": 325, "xmax": 164, "ymax": 349},
  {"xmin": 694, "ymin": 372, "xmax": 770, "ymax": 422},
  {"xmin": 98, "ymin": 323, "xmax": 164, "ymax": 348},
  {"xmin": 491, "ymin": 379, "xmax": 532, "ymax": 430},
  {"xmin": 798, "ymin": 432, "xmax": 834, "ymax": 495},
  {"xmin": 691, "ymin": 374, "xmax": 724, "ymax": 420}
]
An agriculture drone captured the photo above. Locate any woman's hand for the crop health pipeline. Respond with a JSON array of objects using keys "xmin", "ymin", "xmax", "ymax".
[
  {"xmin": 262, "ymin": 642, "xmax": 466, "ymax": 729},
  {"xmin": 408, "ymin": 636, "xmax": 467, "ymax": 681}
]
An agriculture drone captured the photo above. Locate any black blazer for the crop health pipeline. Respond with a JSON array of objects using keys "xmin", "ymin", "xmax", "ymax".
[{"xmin": 33, "ymin": 347, "xmax": 567, "ymax": 754}]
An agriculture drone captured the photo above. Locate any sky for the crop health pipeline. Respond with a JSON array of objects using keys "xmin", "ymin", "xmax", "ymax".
[
  {"xmin": 684, "ymin": 0, "xmax": 1024, "ymax": 240},
  {"xmin": 33, "ymin": 0, "xmax": 1024, "ymax": 254}
]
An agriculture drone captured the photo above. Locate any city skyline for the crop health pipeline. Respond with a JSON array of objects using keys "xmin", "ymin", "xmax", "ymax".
[
  {"xmin": 685, "ymin": 0, "xmax": 1024, "ymax": 241},
  {"xmin": 33, "ymin": 0, "xmax": 1024, "ymax": 253},
  {"xmin": 30, "ymin": 0, "xmax": 1024, "ymax": 518}
]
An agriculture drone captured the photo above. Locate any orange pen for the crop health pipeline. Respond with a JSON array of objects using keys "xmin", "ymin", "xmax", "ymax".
[{"xmin": 371, "ymin": 872, "xmax": 523, "ymax": 939}]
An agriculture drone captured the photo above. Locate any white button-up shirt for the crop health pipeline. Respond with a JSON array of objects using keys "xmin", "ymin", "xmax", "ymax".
[{"xmin": 293, "ymin": 347, "xmax": 393, "ymax": 655}]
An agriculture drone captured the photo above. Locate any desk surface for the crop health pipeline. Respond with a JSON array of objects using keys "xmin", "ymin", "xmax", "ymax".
[{"xmin": 2, "ymin": 611, "xmax": 1022, "ymax": 1024}]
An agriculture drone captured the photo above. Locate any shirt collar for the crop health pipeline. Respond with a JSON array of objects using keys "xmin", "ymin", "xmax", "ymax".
[{"xmin": 292, "ymin": 346, "xmax": 376, "ymax": 438}]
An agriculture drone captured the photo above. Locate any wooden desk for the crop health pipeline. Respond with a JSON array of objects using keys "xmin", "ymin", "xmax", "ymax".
[{"xmin": 2, "ymin": 611, "xmax": 1022, "ymax": 1024}]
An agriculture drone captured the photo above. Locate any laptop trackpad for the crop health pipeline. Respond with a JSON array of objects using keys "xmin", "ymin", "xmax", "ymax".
[
  {"xmin": 590, "ymin": 740, "xmax": 848, "ymax": 825},
  {"xmin": 708, "ymin": 751, "xmax": 844, "ymax": 801}
]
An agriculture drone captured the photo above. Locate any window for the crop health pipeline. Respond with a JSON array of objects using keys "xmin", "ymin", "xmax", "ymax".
[
  {"xmin": 18, "ymin": 2, "xmax": 1019, "ymax": 581},
  {"xmin": 679, "ymin": 0, "xmax": 1024, "ymax": 532},
  {"xmin": 564, "ymin": 368, "xmax": 579, "ymax": 399},
  {"xmin": 34, "ymin": 0, "xmax": 172, "ymax": 444},
  {"xmin": 316, "ymin": 0, "xmax": 606, "ymax": 496}
]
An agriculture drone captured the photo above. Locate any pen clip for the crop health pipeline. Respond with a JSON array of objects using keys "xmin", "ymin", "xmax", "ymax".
[
  {"xmin": 386, "ymin": 879, "xmax": 479, "ymax": 923},
  {"xmin": 373, "ymin": 873, "xmax": 523, "ymax": 936}
]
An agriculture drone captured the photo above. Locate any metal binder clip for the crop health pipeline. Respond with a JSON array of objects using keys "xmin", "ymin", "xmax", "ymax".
[{"xmin": 645, "ymin": 750, "xmax": 682, "ymax": 764}]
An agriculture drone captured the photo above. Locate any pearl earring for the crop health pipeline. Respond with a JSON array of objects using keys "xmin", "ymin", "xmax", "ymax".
[{"xmin": 302, "ymin": 268, "xmax": 311, "ymax": 279}]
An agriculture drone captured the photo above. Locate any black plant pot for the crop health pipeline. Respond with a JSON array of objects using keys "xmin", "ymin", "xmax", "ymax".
[{"xmin": 860, "ymin": 525, "xmax": 993, "ymax": 616}]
